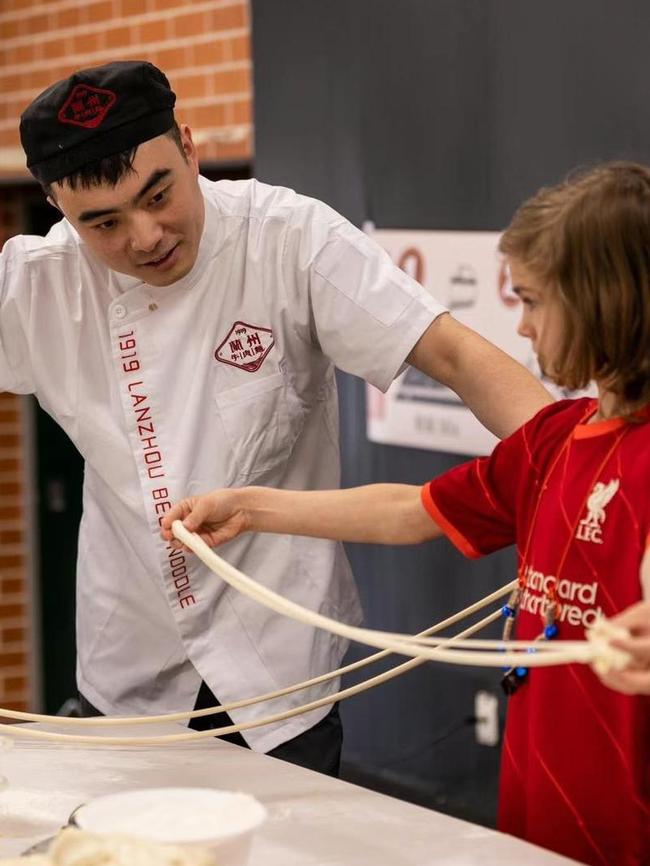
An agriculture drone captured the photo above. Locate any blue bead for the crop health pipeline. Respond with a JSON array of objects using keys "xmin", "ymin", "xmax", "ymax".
[
  {"xmin": 526, "ymin": 646, "xmax": 537, "ymax": 654},
  {"xmin": 501, "ymin": 605, "xmax": 515, "ymax": 618},
  {"xmin": 544, "ymin": 623, "xmax": 559, "ymax": 640},
  {"xmin": 515, "ymin": 667, "xmax": 529, "ymax": 678}
]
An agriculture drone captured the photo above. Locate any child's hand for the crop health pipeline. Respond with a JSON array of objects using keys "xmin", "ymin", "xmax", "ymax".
[
  {"xmin": 597, "ymin": 601, "xmax": 650, "ymax": 694},
  {"xmin": 160, "ymin": 490, "xmax": 250, "ymax": 551}
]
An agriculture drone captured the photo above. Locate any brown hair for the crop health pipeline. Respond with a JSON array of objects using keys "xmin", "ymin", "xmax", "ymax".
[{"xmin": 499, "ymin": 162, "xmax": 650, "ymax": 413}]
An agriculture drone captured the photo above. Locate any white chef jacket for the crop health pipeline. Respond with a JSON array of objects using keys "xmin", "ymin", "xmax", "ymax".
[{"xmin": 0, "ymin": 177, "xmax": 446, "ymax": 751}]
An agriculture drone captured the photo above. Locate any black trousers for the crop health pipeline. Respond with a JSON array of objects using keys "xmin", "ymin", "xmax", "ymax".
[{"xmin": 79, "ymin": 681, "xmax": 342, "ymax": 777}]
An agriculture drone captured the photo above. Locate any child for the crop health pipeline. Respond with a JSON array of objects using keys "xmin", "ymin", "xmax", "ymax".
[{"xmin": 162, "ymin": 162, "xmax": 650, "ymax": 866}]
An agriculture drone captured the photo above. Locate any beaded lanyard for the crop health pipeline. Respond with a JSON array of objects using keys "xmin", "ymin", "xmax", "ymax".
[{"xmin": 501, "ymin": 407, "xmax": 630, "ymax": 695}]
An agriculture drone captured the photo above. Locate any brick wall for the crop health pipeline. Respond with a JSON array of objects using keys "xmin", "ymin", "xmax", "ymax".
[
  {"xmin": 0, "ymin": 0, "xmax": 253, "ymax": 179},
  {"xmin": 0, "ymin": 197, "xmax": 32, "ymax": 714},
  {"xmin": 0, "ymin": 0, "xmax": 254, "ymax": 712}
]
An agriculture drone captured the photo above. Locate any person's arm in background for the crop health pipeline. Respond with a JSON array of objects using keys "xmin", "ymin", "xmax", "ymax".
[
  {"xmin": 597, "ymin": 547, "xmax": 650, "ymax": 694},
  {"xmin": 596, "ymin": 601, "xmax": 650, "ymax": 695},
  {"xmin": 161, "ymin": 484, "xmax": 441, "ymax": 550},
  {"xmin": 408, "ymin": 312, "xmax": 553, "ymax": 440}
]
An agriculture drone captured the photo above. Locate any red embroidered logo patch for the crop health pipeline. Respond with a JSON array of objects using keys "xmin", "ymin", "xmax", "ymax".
[
  {"xmin": 58, "ymin": 84, "xmax": 117, "ymax": 129},
  {"xmin": 215, "ymin": 322, "xmax": 274, "ymax": 373}
]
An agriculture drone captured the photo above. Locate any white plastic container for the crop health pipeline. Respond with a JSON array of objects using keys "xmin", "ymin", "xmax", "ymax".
[{"xmin": 71, "ymin": 787, "xmax": 267, "ymax": 866}]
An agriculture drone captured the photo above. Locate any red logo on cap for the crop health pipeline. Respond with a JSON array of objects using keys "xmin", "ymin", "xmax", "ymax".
[{"xmin": 58, "ymin": 84, "xmax": 117, "ymax": 129}]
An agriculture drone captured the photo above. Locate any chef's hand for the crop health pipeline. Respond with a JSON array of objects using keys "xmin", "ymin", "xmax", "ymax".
[
  {"xmin": 160, "ymin": 490, "xmax": 251, "ymax": 550},
  {"xmin": 597, "ymin": 601, "xmax": 650, "ymax": 695}
]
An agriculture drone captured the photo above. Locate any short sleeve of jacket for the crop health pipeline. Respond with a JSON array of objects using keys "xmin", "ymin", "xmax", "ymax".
[
  {"xmin": 0, "ymin": 237, "xmax": 36, "ymax": 394},
  {"xmin": 278, "ymin": 190, "xmax": 447, "ymax": 392}
]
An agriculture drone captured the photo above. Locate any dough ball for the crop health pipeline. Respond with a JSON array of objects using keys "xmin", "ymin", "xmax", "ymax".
[{"xmin": 0, "ymin": 829, "xmax": 215, "ymax": 866}]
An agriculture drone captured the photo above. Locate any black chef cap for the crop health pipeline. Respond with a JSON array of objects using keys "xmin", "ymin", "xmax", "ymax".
[{"xmin": 20, "ymin": 60, "xmax": 176, "ymax": 185}]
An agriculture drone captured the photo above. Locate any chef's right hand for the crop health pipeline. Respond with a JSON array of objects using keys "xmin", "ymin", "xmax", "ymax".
[{"xmin": 160, "ymin": 490, "xmax": 251, "ymax": 550}]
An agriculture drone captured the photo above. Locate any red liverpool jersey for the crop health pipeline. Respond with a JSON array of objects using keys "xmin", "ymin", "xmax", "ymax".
[{"xmin": 422, "ymin": 398, "xmax": 650, "ymax": 866}]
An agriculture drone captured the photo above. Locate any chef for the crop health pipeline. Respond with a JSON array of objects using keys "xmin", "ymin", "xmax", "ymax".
[{"xmin": 3, "ymin": 60, "xmax": 551, "ymax": 775}]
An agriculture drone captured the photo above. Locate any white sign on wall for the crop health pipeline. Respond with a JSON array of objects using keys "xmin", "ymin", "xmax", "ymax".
[{"xmin": 366, "ymin": 229, "xmax": 591, "ymax": 456}]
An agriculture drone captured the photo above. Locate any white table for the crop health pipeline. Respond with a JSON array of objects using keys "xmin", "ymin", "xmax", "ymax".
[{"xmin": 0, "ymin": 722, "xmax": 581, "ymax": 864}]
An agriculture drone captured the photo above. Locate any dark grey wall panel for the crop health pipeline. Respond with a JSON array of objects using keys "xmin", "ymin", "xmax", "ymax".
[
  {"xmin": 254, "ymin": 1, "xmax": 650, "ymax": 229},
  {"xmin": 251, "ymin": 0, "xmax": 366, "ymax": 222},
  {"xmin": 487, "ymin": 1, "xmax": 650, "ymax": 225}
]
